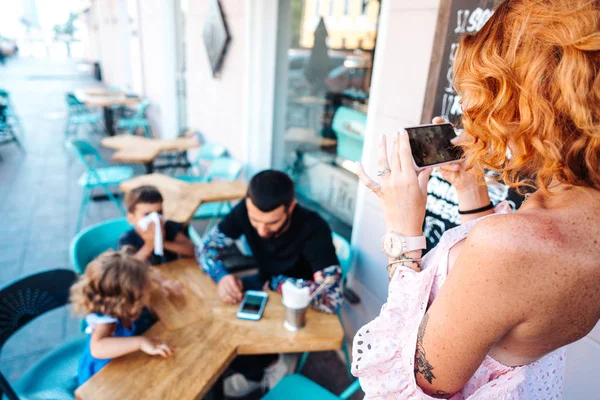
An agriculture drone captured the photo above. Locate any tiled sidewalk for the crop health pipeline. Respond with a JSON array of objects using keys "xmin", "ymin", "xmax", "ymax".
[{"xmin": 0, "ymin": 56, "xmax": 135, "ymax": 380}]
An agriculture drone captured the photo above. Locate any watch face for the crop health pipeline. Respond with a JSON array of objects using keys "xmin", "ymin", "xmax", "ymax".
[{"xmin": 382, "ymin": 233, "xmax": 403, "ymax": 258}]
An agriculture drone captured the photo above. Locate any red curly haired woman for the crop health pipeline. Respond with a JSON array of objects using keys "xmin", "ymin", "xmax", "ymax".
[{"xmin": 353, "ymin": 0, "xmax": 600, "ymax": 398}]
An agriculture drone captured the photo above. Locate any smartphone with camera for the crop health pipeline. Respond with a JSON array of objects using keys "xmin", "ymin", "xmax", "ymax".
[
  {"xmin": 404, "ymin": 123, "xmax": 463, "ymax": 170},
  {"xmin": 236, "ymin": 290, "xmax": 269, "ymax": 321}
]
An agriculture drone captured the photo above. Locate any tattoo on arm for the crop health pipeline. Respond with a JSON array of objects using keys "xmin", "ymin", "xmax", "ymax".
[{"xmin": 414, "ymin": 313, "xmax": 452, "ymax": 398}]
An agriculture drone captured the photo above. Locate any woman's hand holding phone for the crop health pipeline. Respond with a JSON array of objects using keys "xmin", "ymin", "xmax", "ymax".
[
  {"xmin": 431, "ymin": 117, "xmax": 494, "ymax": 222},
  {"xmin": 356, "ymin": 131, "xmax": 432, "ymax": 237},
  {"xmin": 431, "ymin": 117, "xmax": 478, "ymax": 191}
]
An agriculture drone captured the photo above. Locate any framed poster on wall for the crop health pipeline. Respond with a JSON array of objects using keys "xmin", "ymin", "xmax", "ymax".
[
  {"xmin": 421, "ymin": 0, "xmax": 502, "ymax": 125},
  {"xmin": 203, "ymin": 0, "xmax": 231, "ymax": 77}
]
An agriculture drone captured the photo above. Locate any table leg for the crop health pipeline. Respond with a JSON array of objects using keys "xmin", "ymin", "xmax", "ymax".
[{"xmin": 104, "ymin": 106, "xmax": 115, "ymax": 136}]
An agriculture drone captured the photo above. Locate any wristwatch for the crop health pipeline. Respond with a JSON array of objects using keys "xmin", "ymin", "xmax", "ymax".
[{"xmin": 381, "ymin": 232, "xmax": 427, "ymax": 258}]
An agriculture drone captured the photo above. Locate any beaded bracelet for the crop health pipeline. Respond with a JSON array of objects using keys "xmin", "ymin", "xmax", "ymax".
[{"xmin": 386, "ymin": 257, "xmax": 422, "ymax": 279}]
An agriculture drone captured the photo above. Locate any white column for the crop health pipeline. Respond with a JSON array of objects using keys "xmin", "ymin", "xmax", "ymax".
[
  {"xmin": 136, "ymin": 0, "xmax": 179, "ymax": 138},
  {"xmin": 342, "ymin": 0, "xmax": 441, "ymax": 335},
  {"xmin": 243, "ymin": 0, "xmax": 280, "ymax": 176}
]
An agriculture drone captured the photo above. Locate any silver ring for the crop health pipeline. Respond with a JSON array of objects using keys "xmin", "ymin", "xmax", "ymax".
[
  {"xmin": 377, "ymin": 168, "xmax": 391, "ymax": 177},
  {"xmin": 371, "ymin": 183, "xmax": 381, "ymax": 194}
]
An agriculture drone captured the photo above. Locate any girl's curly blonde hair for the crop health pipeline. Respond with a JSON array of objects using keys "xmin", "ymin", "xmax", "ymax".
[
  {"xmin": 454, "ymin": 0, "xmax": 600, "ymax": 194},
  {"xmin": 70, "ymin": 249, "xmax": 150, "ymax": 328}
]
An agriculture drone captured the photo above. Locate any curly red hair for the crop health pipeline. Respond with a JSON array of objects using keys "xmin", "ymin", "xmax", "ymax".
[
  {"xmin": 70, "ymin": 249, "xmax": 150, "ymax": 328},
  {"xmin": 454, "ymin": 0, "xmax": 600, "ymax": 193}
]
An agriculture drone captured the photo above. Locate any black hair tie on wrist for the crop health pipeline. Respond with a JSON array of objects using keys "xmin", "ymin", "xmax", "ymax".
[{"xmin": 458, "ymin": 202, "xmax": 494, "ymax": 215}]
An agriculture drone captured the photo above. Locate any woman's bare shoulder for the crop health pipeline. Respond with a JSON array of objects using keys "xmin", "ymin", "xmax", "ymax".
[{"xmin": 465, "ymin": 212, "xmax": 558, "ymax": 253}]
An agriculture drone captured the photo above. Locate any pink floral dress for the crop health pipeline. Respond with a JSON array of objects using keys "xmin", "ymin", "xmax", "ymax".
[{"xmin": 351, "ymin": 217, "xmax": 566, "ymax": 399}]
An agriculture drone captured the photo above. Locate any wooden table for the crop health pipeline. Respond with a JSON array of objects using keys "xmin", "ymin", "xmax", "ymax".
[
  {"xmin": 119, "ymin": 173, "xmax": 247, "ymax": 223},
  {"xmin": 75, "ymin": 259, "xmax": 344, "ymax": 400},
  {"xmin": 75, "ymin": 89, "xmax": 141, "ymax": 135},
  {"xmin": 101, "ymin": 135, "xmax": 199, "ymax": 173}
]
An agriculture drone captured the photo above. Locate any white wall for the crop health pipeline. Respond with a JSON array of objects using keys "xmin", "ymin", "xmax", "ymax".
[
  {"xmin": 341, "ymin": 0, "xmax": 441, "ymax": 335},
  {"xmin": 137, "ymin": 0, "xmax": 179, "ymax": 138},
  {"xmin": 91, "ymin": 0, "xmax": 130, "ymax": 87},
  {"xmin": 90, "ymin": 0, "xmax": 178, "ymax": 138},
  {"xmin": 186, "ymin": 0, "xmax": 249, "ymax": 162}
]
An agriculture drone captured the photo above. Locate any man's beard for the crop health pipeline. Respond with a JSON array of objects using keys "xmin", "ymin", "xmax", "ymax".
[{"xmin": 264, "ymin": 209, "xmax": 292, "ymax": 239}]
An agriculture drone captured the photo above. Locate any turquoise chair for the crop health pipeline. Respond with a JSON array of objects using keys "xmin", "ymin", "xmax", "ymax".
[
  {"xmin": 296, "ymin": 232, "xmax": 354, "ymax": 376},
  {"xmin": 0, "ymin": 116, "xmax": 23, "ymax": 152},
  {"xmin": 0, "ymin": 89, "xmax": 24, "ymax": 138},
  {"xmin": 188, "ymin": 224, "xmax": 204, "ymax": 248},
  {"xmin": 116, "ymin": 99, "xmax": 152, "ymax": 137},
  {"xmin": 0, "ymin": 269, "xmax": 86, "ymax": 400},
  {"xmin": 65, "ymin": 93, "xmax": 103, "ymax": 137},
  {"xmin": 177, "ymin": 157, "xmax": 243, "ymax": 234},
  {"xmin": 262, "ymin": 374, "xmax": 361, "ymax": 400},
  {"xmin": 70, "ymin": 218, "xmax": 132, "ymax": 274},
  {"xmin": 181, "ymin": 142, "xmax": 228, "ymax": 178},
  {"xmin": 65, "ymin": 139, "xmax": 134, "ymax": 233}
]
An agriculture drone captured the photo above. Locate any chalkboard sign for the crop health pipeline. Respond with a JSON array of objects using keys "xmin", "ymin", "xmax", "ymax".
[
  {"xmin": 419, "ymin": 0, "xmax": 525, "ymax": 253},
  {"xmin": 421, "ymin": 0, "xmax": 502, "ymax": 125}
]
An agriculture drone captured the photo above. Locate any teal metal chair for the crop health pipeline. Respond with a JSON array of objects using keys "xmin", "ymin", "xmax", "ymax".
[
  {"xmin": 65, "ymin": 139, "xmax": 134, "ymax": 233},
  {"xmin": 0, "ymin": 117, "xmax": 23, "ymax": 152},
  {"xmin": 182, "ymin": 142, "xmax": 228, "ymax": 178},
  {"xmin": 262, "ymin": 374, "xmax": 361, "ymax": 400},
  {"xmin": 296, "ymin": 232, "xmax": 354, "ymax": 376},
  {"xmin": 65, "ymin": 93, "xmax": 104, "ymax": 137},
  {"xmin": 70, "ymin": 218, "xmax": 132, "ymax": 274},
  {"xmin": 177, "ymin": 157, "xmax": 243, "ymax": 234},
  {"xmin": 0, "ymin": 269, "xmax": 85, "ymax": 400},
  {"xmin": 116, "ymin": 99, "xmax": 152, "ymax": 137},
  {"xmin": 0, "ymin": 89, "xmax": 24, "ymax": 138}
]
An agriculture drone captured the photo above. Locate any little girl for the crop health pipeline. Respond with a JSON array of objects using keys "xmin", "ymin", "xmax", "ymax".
[{"xmin": 70, "ymin": 249, "xmax": 174, "ymax": 386}]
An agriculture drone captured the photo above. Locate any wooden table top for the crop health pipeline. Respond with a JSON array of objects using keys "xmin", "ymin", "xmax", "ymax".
[
  {"xmin": 119, "ymin": 173, "xmax": 248, "ymax": 223},
  {"xmin": 101, "ymin": 135, "xmax": 199, "ymax": 164},
  {"xmin": 75, "ymin": 259, "xmax": 344, "ymax": 400},
  {"xmin": 75, "ymin": 89, "xmax": 140, "ymax": 108}
]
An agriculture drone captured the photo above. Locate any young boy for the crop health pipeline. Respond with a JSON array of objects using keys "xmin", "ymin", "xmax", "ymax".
[{"xmin": 119, "ymin": 185, "xmax": 196, "ymax": 265}]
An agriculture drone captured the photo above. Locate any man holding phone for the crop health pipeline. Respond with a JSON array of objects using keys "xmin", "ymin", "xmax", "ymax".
[{"xmin": 198, "ymin": 169, "xmax": 342, "ymax": 397}]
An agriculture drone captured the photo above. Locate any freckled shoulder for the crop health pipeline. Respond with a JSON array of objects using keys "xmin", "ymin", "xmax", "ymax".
[{"xmin": 458, "ymin": 212, "xmax": 560, "ymax": 285}]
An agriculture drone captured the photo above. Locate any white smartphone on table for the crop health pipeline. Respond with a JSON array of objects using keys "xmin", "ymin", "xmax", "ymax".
[
  {"xmin": 236, "ymin": 290, "xmax": 269, "ymax": 321},
  {"xmin": 404, "ymin": 123, "xmax": 463, "ymax": 171}
]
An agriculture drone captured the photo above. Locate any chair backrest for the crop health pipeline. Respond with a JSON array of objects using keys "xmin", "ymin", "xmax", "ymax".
[
  {"xmin": 196, "ymin": 142, "xmax": 228, "ymax": 162},
  {"xmin": 132, "ymin": 99, "xmax": 150, "ymax": 119},
  {"xmin": 65, "ymin": 92, "xmax": 83, "ymax": 107},
  {"xmin": 70, "ymin": 218, "xmax": 132, "ymax": 274},
  {"xmin": 339, "ymin": 379, "xmax": 361, "ymax": 399},
  {"xmin": 65, "ymin": 139, "xmax": 106, "ymax": 170},
  {"xmin": 332, "ymin": 231, "xmax": 353, "ymax": 280},
  {"xmin": 203, "ymin": 157, "xmax": 243, "ymax": 182},
  {"xmin": 0, "ymin": 269, "xmax": 77, "ymax": 349},
  {"xmin": 0, "ymin": 269, "xmax": 78, "ymax": 400}
]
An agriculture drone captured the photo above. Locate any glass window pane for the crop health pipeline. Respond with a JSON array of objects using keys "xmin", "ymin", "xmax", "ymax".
[{"xmin": 274, "ymin": 0, "xmax": 380, "ymax": 236}]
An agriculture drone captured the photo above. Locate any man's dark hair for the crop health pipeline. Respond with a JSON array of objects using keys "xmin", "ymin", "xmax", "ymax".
[
  {"xmin": 247, "ymin": 170, "xmax": 295, "ymax": 212},
  {"xmin": 125, "ymin": 185, "xmax": 163, "ymax": 213}
]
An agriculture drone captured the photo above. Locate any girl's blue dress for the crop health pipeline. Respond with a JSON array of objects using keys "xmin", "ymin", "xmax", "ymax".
[{"xmin": 77, "ymin": 313, "xmax": 137, "ymax": 386}]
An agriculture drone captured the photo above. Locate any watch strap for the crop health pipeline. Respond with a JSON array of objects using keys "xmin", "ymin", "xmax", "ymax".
[{"xmin": 403, "ymin": 235, "xmax": 427, "ymax": 253}]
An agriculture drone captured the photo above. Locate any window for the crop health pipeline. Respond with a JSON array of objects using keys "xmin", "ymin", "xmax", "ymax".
[
  {"xmin": 315, "ymin": 0, "xmax": 321, "ymax": 16},
  {"xmin": 361, "ymin": 0, "xmax": 368, "ymax": 15},
  {"xmin": 273, "ymin": 0, "xmax": 380, "ymax": 236}
]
